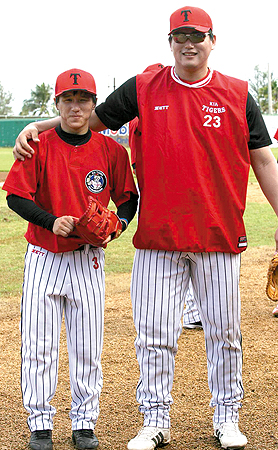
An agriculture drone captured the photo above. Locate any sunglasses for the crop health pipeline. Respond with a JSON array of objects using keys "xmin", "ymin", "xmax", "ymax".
[{"xmin": 171, "ymin": 32, "xmax": 211, "ymax": 44}]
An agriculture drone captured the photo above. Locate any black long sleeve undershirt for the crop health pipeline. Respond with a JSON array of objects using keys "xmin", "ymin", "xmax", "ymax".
[
  {"xmin": 8, "ymin": 195, "xmax": 57, "ymax": 231},
  {"xmin": 7, "ymin": 193, "xmax": 138, "ymax": 233}
]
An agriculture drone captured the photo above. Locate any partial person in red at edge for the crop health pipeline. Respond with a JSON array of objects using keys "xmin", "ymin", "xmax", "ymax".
[
  {"xmin": 3, "ymin": 68, "xmax": 138, "ymax": 450},
  {"xmin": 272, "ymin": 128, "xmax": 278, "ymax": 317},
  {"xmin": 12, "ymin": 6, "xmax": 278, "ymax": 450}
]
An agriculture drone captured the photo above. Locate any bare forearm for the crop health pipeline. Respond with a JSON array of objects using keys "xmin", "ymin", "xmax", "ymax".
[
  {"xmin": 89, "ymin": 111, "xmax": 107, "ymax": 131},
  {"xmin": 250, "ymin": 147, "xmax": 278, "ymax": 216},
  {"xmin": 35, "ymin": 117, "xmax": 61, "ymax": 132},
  {"xmin": 35, "ymin": 111, "xmax": 106, "ymax": 132}
]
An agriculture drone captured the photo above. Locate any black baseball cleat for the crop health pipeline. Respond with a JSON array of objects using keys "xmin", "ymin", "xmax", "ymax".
[
  {"xmin": 72, "ymin": 429, "xmax": 99, "ymax": 449},
  {"xmin": 29, "ymin": 430, "xmax": 53, "ymax": 450},
  {"xmin": 183, "ymin": 321, "xmax": 203, "ymax": 329}
]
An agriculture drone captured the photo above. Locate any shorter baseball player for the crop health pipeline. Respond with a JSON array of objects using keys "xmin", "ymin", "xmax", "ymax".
[{"xmin": 3, "ymin": 69, "xmax": 138, "ymax": 450}]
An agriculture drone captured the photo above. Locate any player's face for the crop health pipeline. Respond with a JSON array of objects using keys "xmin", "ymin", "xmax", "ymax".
[
  {"xmin": 56, "ymin": 91, "xmax": 95, "ymax": 134},
  {"xmin": 170, "ymin": 28, "xmax": 216, "ymax": 81}
]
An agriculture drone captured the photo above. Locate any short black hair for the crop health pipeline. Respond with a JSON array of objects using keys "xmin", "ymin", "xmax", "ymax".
[{"xmin": 56, "ymin": 91, "xmax": 97, "ymax": 106}]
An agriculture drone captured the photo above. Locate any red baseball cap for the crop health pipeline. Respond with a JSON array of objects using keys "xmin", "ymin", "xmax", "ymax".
[
  {"xmin": 143, "ymin": 63, "xmax": 164, "ymax": 73},
  {"xmin": 169, "ymin": 6, "xmax": 213, "ymax": 34},
  {"xmin": 55, "ymin": 68, "xmax": 97, "ymax": 97}
]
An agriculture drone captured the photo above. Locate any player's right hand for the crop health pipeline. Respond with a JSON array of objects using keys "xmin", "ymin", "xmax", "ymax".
[
  {"xmin": 53, "ymin": 216, "xmax": 77, "ymax": 237},
  {"xmin": 13, "ymin": 124, "xmax": 40, "ymax": 161}
]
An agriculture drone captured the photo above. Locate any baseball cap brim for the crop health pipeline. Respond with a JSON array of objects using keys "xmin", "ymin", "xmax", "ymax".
[
  {"xmin": 55, "ymin": 88, "xmax": 96, "ymax": 97},
  {"xmin": 170, "ymin": 24, "xmax": 210, "ymax": 34}
]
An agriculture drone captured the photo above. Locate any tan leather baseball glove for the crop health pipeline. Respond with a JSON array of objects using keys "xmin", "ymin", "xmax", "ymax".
[
  {"xmin": 266, "ymin": 254, "xmax": 278, "ymax": 300},
  {"xmin": 74, "ymin": 196, "xmax": 122, "ymax": 247}
]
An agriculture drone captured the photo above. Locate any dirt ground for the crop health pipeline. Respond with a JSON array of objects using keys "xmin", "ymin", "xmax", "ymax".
[{"xmin": 1, "ymin": 183, "xmax": 278, "ymax": 450}]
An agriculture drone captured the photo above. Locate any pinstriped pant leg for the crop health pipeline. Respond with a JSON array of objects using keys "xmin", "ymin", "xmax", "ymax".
[
  {"xmin": 183, "ymin": 279, "xmax": 201, "ymax": 326},
  {"xmin": 21, "ymin": 245, "xmax": 65, "ymax": 431},
  {"xmin": 66, "ymin": 248, "xmax": 105, "ymax": 430},
  {"xmin": 192, "ymin": 252, "xmax": 244, "ymax": 423},
  {"xmin": 131, "ymin": 249, "xmax": 190, "ymax": 428}
]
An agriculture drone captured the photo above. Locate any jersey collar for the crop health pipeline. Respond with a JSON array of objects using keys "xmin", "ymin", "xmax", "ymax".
[{"xmin": 171, "ymin": 66, "xmax": 213, "ymax": 88}]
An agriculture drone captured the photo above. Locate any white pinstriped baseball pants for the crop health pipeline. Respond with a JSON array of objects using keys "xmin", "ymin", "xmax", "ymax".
[
  {"xmin": 183, "ymin": 280, "xmax": 201, "ymax": 325},
  {"xmin": 21, "ymin": 244, "xmax": 105, "ymax": 432},
  {"xmin": 131, "ymin": 249, "xmax": 243, "ymax": 428}
]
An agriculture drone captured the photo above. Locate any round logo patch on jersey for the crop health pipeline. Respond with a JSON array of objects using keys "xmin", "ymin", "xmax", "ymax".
[{"xmin": 85, "ymin": 170, "xmax": 107, "ymax": 193}]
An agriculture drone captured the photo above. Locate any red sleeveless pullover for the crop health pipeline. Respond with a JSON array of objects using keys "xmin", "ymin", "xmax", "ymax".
[{"xmin": 133, "ymin": 67, "xmax": 250, "ymax": 253}]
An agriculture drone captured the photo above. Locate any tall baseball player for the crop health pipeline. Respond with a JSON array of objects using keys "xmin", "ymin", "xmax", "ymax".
[
  {"xmin": 3, "ymin": 68, "xmax": 138, "ymax": 450},
  {"xmin": 12, "ymin": 6, "xmax": 278, "ymax": 450}
]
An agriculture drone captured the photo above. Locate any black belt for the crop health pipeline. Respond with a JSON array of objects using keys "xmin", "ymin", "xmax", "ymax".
[{"xmin": 74, "ymin": 244, "xmax": 97, "ymax": 251}]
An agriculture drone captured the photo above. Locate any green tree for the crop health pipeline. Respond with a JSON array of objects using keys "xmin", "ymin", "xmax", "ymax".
[
  {"xmin": 249, "ymin": 65, "xmax": 278, "ymax": 113},
  {"xmin": 0, "ymin": 82, "xmax": 13, "ymax": 115},
  {"xmin": 271, "ymin": 79, "xmax": 278, "ymax": 113},
  {"xmin": 20, "ymin": 83, "xmax": 53, "ymax": 116}
]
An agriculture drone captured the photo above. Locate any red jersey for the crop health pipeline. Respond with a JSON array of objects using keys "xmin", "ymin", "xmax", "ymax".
[
  {"xmin": 3, "ymin": 129, "xmax": 137, "ymax": 253},
  {"xmin": 134, "ymin": 67, "xmax": 250, "ymax": 253},
  {"xmin": 275, "ymin": 128, "xmax": 278, "ymax": 141}
]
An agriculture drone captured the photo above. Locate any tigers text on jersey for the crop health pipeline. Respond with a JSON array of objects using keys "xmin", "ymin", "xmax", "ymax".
[
  {"xmin": 134, "ymin": 67, "xmax": 250, "ymax": 254},
  {"xmin": 3, "ymin": 129, "xmax": 137, "ymax": 253}
]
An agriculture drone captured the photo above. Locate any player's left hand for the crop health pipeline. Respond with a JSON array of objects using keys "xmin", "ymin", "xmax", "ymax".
[
  {"xmin": 101, "ymin": 219, "xmax": 127, "ymax": 245},
  {"xmin": 74, "ymin": 196, "xmax": 122, "ymax": 247},
  {"xmin": 102, "ymin": 235, "xmax": 112, "ymax": 245},
  {"xmin": 53, "ymin": 216, "xmax": 77, "ymax": 237}
]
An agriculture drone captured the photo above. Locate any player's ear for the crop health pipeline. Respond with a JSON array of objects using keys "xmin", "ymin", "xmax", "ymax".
[
  {"xmin": 55, "ymin": 97, "xmax": 60, "ymax": 112},
  {"xmin": 92, "ymin": 94, "xmax": 97, "ymax": 109},
  {"xmin": 168, "ymin": 35, "xmax": 173, "ymax": 51},
  {"xmin": 211, "ymin": 34, "xmax": 216, "ymax": 49}
]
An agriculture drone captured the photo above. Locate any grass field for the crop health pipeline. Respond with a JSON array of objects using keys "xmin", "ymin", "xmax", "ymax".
[
  {"xmin": 0, "ymin": 147, "xmax": 14, "ymax": 171},
  {"xmin": 1, "ymin": 146, "xmax": 278, "ymax": 298}
]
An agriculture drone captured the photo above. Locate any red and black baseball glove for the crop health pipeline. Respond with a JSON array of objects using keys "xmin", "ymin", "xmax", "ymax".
[{"xmin": 74, "ymin": 196, "xmax": 122, "ymax": 248}]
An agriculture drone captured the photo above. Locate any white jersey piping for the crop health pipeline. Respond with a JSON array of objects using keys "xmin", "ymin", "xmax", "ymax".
[{"xmin": 171, "ymin": 66, "xmax": 213, "ymax": 88}]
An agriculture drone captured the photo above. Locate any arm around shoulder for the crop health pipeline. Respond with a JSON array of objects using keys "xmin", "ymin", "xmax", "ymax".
[{"xmin": 13, "ymin": 117, "xmax": 61, "ymax": 161}]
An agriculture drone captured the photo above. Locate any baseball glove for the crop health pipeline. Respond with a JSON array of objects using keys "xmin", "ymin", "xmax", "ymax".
[
  {"xmin": 266, "ymin": 254, "xmax": 278, "ymax": 300},
  {"xmin": 74, "ymin": 196, "xmax": 122, "ymax": 247}
]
